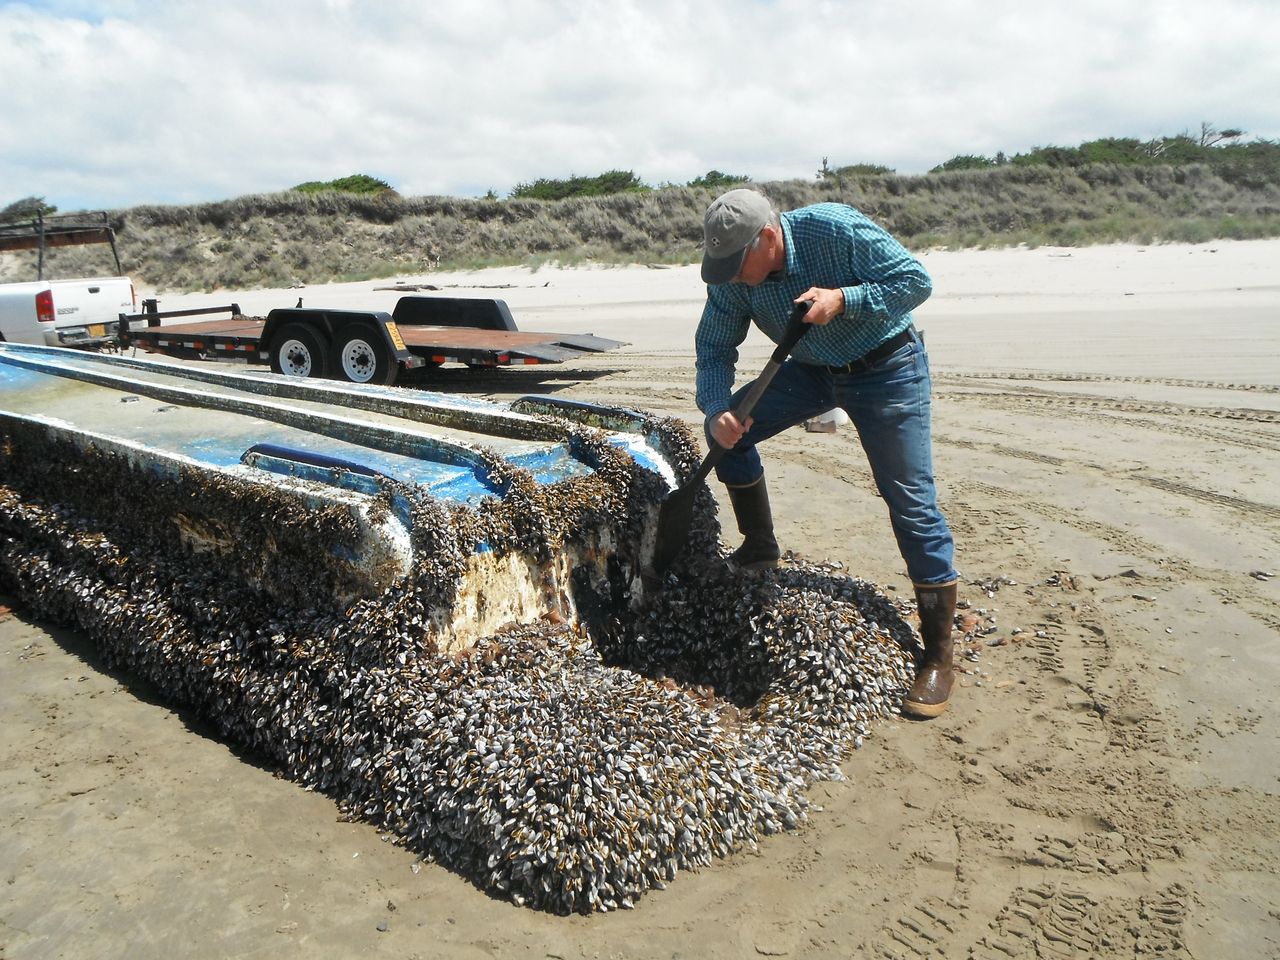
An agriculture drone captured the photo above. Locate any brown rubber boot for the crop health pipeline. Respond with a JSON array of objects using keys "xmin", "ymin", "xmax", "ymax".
[
  {"xmin": 725, "ymin": 477, "xmax": 781, "ymax": 571},
  {"xmin": 903, "ymin": 580, "xmax": 958, "ymax": 718}
]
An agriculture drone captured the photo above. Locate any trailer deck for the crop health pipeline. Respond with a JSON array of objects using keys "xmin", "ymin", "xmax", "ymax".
[
  {"xmin": 117, "ymin": 296, "xmax": 627, "ymax": 385},
  {"xmin": 133, "ymin": 314, "xmax": 622, "ymax": 365}
]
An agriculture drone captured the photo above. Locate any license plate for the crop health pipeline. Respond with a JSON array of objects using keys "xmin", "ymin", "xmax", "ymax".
[
  {"xmin": 385, "ymin": 321, "xmax": 407, "ymax": 351},
  {"xmin": 88, "ymin": 323, "xmax": 106, "ymax": 338}
]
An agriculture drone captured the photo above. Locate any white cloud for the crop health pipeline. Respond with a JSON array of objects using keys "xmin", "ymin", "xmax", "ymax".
[{"xmin": 2, "ymin": 0, "xmax": 1277, "ymax": 210}]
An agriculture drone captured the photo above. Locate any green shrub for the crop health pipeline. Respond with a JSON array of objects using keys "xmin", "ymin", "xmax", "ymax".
[
  {"xmin": 929, "ymin": 155, "xmax": 996, "ymax": 173},
  {"xmin": 291, "ymin": 174, "xmax": 395, "ymax": 195},
  {"xmin": 510, "ymin": 170, "xmax": 648, "ymax": 200},
  {"xmin": 0, "ymin": 196, "xmax": 58, "ymax": 221},
  {"xmin": 687, "ymin": 170, "xmax": 750, "ymax": 189}
]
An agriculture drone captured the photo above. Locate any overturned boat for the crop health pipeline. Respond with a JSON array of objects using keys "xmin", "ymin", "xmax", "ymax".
[
  {"xmin": 0, "ymin": 342, "xmax": 690, "ymax": 636},
  {"xmin": 0, "ymin": 342, "xmax": 919, "ymax": 914}
]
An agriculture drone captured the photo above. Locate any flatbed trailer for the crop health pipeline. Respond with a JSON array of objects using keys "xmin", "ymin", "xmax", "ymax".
[{"xmin": 117, "ymin": 295, "xmax": 625, "ymax": 386}]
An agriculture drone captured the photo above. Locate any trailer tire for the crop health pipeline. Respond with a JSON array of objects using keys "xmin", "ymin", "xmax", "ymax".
[
  {"xmin": 331, "ymin": 323, "xmax": 398, "ymax": 386},
  {"xmin": 270, "ymin": 323, "xmax": 329, "ymax": 379}
]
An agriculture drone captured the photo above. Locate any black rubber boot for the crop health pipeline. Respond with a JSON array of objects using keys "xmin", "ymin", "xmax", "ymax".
[
  {"xmin": 902, "ymin": 580, "xmax": 958, "ymax": 719},
  {"xmin": 725, "ymin": 477, "xmax": 781, "ymax": 571}
]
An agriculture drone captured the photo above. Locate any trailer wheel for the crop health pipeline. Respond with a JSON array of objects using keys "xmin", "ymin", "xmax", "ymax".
[
  {"xmin": 270, "ymin": 323, "xmax": 329, "ymax": 379},
  {"xmin": 332, "ymin": 323, "xmax": 398, "ymax": 386}
]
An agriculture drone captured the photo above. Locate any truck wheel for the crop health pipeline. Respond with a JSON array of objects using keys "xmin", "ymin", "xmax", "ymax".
[
  {"xmin": 270, "ymin": 323, "xmax": 329, "ymax": 378},
  {"xmin": 331, "ymin": 323, "xmax": 398, "ymax": 386}
]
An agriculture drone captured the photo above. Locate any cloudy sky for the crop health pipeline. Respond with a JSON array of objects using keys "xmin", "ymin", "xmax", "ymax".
[{"xmin": 3, "ymin": 0, "xmax": 1278, "ymax": 212}]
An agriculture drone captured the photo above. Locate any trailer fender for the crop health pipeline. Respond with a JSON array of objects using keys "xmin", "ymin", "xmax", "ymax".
[{"xmin": 391, "ymin": 296, "xmax": 519, "ymax": 331}]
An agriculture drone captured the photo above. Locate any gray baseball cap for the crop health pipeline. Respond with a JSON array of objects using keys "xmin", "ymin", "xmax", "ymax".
[{"xmin": 701, "ymin": 189, "xmax": 771, "ymax": 284}]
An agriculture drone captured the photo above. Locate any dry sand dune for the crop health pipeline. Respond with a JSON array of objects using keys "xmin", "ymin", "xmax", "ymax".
[{"xmin": 2, "ymin": 240, "xmax": 1278, "ymax": 958}]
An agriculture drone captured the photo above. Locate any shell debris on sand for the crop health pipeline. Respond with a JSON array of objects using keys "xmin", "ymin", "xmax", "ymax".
[{"xmin": 0, "ymin": 409, "xmax": 920, "ymax": 914}]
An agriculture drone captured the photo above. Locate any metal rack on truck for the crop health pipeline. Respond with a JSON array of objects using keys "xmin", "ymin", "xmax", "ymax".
[
  {"xmin": 0, "ymin": 211, "xmax": 123, "ymax": 280},
  {"xmin": 0, "ymin": 211, "xmax": 135, "ymax": 348},
  {"xmin": 117, "ymin": 295, "xmax": 625, "ymax": 386}
]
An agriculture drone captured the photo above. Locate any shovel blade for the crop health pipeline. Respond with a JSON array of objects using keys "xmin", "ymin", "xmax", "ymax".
[{"xmin": 650, "ymin": 482, "xmax": 700, "ymax": 575}]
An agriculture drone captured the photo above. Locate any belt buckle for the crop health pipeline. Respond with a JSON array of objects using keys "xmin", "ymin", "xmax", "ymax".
[{"xmin": 832, "ymin": 358, "xmax": 864, "ymax": 375}]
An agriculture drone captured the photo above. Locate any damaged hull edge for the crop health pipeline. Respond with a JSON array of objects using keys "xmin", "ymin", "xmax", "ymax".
[
  {"xmin": 0, "ymin": 411, "xmax": 415, "ymax": 607},
  {"xmin": 0, "ymin": 342, "xmax": 706, "ymax": 650}
]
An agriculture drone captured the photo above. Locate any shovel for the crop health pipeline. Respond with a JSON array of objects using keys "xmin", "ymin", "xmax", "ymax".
[{"xmin": 650, "ymin": 300, "xmax": 813, "ymax": 575}]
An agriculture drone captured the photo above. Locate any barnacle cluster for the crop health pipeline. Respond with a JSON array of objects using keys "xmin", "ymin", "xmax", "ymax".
[{"xmin": 0, "ymin": 409, "xmax": 917, "ymax": 914}]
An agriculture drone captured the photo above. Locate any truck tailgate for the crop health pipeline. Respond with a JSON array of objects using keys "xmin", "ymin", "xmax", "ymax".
[{"xmin": 50, "ymin": 277, "xmax": 134, "ymax": 343}]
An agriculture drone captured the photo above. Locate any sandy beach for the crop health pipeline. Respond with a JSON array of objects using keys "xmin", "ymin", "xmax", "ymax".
[{"xmin": 2, "ymin": 239, "xmax": 1278, "ymax": 958}]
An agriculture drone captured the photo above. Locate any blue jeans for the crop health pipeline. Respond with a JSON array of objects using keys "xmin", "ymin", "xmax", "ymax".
[{"xmin": 706, "ymin": 331, "xmax": 957, "ymax": 586}]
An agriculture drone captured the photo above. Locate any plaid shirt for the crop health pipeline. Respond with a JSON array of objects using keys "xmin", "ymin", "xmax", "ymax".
[{"xmin": 694, "ymin": 203, "xmax": 932, "ymax": 416}]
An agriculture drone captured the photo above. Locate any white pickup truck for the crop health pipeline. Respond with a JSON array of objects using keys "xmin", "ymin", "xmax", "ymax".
[
  {"xmin": 0, "ymin": 212, "xmax": 136, "ymax": 348},
  {"xmin": 0, "ymin": 276, "xmax": 136, "ymax": 347}
]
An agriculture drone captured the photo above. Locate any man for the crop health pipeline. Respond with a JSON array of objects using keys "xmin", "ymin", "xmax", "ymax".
[{"xmin": 696, "ymin": 188, "xmax": 958, "ymax": 718}]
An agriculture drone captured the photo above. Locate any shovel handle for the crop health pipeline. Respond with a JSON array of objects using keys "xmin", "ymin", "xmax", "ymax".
[
  {"xmin": 730, "ymin": 300, "xmax": 812, "ymax": 425},
  {"xmin": 689, "ymin": 301, "xmax": 813, "ymax": 486},
  {"xmin": 770, "ymin": 300, "xmax": 814, "ymax": 364},
  {"xmin": 650, "ymin": 302, "xmax": 815, "ymax": 574}
]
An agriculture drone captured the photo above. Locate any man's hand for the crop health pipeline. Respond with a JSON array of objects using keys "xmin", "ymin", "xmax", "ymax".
[
  {"xmin": 795, "ymin": 287, "xmax": 845, "ymax": 325},
  {"xmin": 709, "ymin": 411, "xmax": 753, "ymax": 449}
]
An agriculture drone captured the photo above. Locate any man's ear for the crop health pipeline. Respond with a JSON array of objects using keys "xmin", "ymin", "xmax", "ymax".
[{"xmin": 764, "ymin": 222, "xmax": 782, "ymax": 255}]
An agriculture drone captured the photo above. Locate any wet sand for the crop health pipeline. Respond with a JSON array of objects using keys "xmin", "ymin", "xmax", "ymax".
[{"xmin": 3, "ymin": 240, "xmax": 1278, "ymax": 958}]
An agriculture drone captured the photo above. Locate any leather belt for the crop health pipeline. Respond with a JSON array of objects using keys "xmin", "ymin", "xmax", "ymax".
[{"xmin": 823, "ymin": 326, "xmax": 915, "ymax": 375}]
